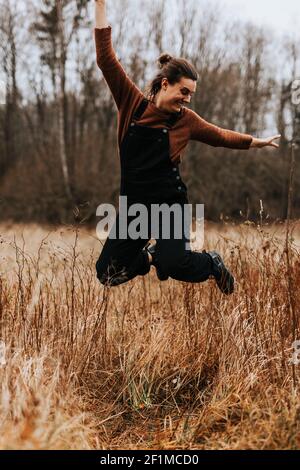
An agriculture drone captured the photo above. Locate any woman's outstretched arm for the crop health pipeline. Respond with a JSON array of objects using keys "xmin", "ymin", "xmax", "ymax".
[
  {"xmin": 189, "ymin": 109, "xmax": 281, "ymax": 150},
  {"xmin": 189, "ymin": 109, "xmax": 253, "ymax": 149},
  {"xmin": 94, "ymin": 0, "xmax": 144, "ymax": 112}
]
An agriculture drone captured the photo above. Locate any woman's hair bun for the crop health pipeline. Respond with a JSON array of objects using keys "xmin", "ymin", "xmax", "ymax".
[{"xmin": 158, "ymin": 53, "xmax": 173, "ymax": 69}]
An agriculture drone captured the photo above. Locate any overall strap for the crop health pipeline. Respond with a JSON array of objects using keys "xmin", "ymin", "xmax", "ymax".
[
  {"xmin": 132, "ymin": 98, "xmax": 149, "ymax": 121},
  {"xmin": 132, "ymin": 97, "xmax": 181, "ymax": 128}
]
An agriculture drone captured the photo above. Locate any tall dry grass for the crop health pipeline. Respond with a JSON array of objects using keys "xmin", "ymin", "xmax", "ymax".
[{"xmin": 0, "ymin": 220, "xmax": 300, "ymax": 449}]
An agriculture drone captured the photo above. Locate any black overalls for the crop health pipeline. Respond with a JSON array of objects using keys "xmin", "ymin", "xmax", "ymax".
[{"xmin": 96, "ymin": 98, "xmax": 212, "ymax": 286}]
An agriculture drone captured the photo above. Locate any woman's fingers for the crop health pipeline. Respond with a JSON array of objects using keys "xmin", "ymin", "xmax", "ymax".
[
  {"xmin": 267, "ymin": 135, "xmax": 281, "ymax": 148},
  {"xmin": 251, "ymin": 134, "xmax": 281, "ymax": 148}
]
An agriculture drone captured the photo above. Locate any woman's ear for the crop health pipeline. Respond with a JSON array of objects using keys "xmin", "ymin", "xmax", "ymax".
[{"xmin": 161, "ymin": 77, "xmax": 168, "ymax": 90}]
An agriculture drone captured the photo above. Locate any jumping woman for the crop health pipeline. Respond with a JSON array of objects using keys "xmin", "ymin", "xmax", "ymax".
[{"xmin": 94, "ymin": 0, "xmax": 280, "ymax": 294}]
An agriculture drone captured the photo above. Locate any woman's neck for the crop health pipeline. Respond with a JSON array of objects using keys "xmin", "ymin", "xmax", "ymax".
[{"xmin": 152, "ymin": 92, "xmax": 168, "ymax": 112}]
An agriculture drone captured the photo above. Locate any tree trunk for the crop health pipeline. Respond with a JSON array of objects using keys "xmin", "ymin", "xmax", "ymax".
[{"xmin": 57, "ymin": 0, "xmax": 72, "ymax": 202}]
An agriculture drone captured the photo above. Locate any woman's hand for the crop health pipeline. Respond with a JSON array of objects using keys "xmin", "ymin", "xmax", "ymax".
[
  {"xmin": 250, "ymin": 134, "xmax": 281, "ymax": 149},
  {"xmin": 95, "ymin": 0, "xmax": 109, "ymax": 29}
]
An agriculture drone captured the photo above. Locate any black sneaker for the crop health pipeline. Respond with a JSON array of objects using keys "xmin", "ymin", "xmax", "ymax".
[
  {"xmin": 207, "ymin": 251, "xmax": 234, "ymax": 295},
  {"xmin": 144, "ymin": 242, "xmax": 169, "ymax": 281}
]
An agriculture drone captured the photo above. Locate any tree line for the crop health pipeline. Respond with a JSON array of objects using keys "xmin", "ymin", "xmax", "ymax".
[{"xmin": 0, "ymin": 0, "xmax": 299, "ymax": 224}]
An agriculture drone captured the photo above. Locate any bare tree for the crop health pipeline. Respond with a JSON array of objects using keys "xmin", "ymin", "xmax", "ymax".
[
  {"xmin": 31, "ymin": 0, "xmax": 88, "ymax": 202},
  {"xmin": 240, "ymin": 24, "xmax": 273, "ymax": 135},
  {"xmin": 0, "ymin": 0, "xmax": 22, "ymax": 178}
]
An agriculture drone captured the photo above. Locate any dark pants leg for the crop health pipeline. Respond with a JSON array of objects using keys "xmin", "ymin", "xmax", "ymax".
[
  {"xmin": 96, "ymin": 208, "xmax": 151, "ymax": 287},
  {"xmin": 153, "ymin": 199, "xmax": 212, "ymax": 283},
  {"xmin": 155, "ymin": 241, "xmax": 212, "ymax": 283},
  {"xmin": 96, "ymin": 198, "xmax": 212, "ymax": 286}
]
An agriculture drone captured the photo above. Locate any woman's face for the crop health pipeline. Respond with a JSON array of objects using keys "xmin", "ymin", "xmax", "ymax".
[{"xmin": 159, "ymin": 76, "xmax": 197, "ymax": 113}]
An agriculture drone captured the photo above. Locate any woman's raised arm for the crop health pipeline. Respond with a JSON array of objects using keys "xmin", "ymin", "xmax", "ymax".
[{"xmin": 94, "ymin": 0, "xmax": 144, "ymax": 113}]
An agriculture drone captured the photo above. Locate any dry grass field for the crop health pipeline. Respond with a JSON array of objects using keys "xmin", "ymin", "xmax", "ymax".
[{"xmin": 0, "ymin": 220, "xmax": 300, "ymax": 449}]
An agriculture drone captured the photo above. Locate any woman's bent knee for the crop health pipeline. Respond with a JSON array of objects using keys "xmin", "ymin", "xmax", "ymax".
[{"xmin": 96, "ymin": 260, "xmax": 129, "ymax": 287}]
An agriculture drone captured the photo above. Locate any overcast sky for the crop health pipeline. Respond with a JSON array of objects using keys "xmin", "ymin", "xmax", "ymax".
[
  {"xmin": 222, "ymin": 0, "xmax": 299, "ymax": 35},
  {"xmin": 1, "ymin": 0, "xmax": 299, "ymax": 106}
]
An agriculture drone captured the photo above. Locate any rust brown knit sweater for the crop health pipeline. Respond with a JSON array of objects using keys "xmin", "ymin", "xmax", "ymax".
[{"xmin": 94, "ymin": 26, "xmax": 253, "ymax": 164}]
